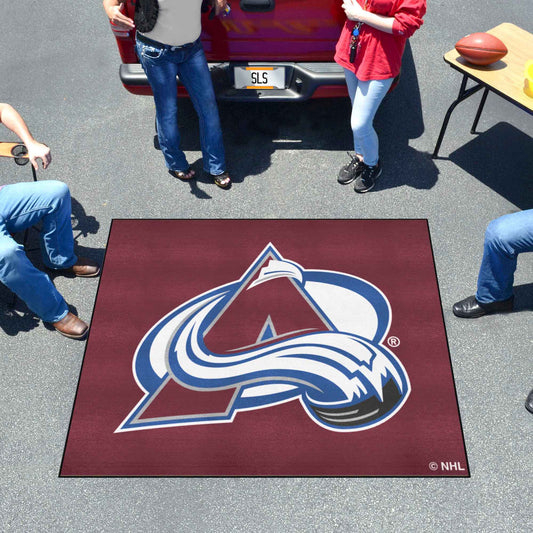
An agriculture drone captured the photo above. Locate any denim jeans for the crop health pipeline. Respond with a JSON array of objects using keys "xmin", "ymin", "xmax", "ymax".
[
  {"xmin": 0, "ymin": 181, "xmax": 77, "ymax": 322},
  {"xmin": 136, "ymin": 37, "xmax": 226, "ymax": 175},
  {"xmin": 476, "ymin": 209, "xmax": 533, "ymax": 303},
  {"xmin": 344, "ymin": 69, "xmax": 394, "ymax": 167}
]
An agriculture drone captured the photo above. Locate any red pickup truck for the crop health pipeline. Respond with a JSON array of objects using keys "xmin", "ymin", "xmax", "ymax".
[{"xmin": 110, "ymin": 0, "xmax": 348, "ymax": 101}]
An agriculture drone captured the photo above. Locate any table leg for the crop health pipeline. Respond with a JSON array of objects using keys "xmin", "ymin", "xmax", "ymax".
[
  {"xmin": 432, "ymin": 75, "xmax": 485, "ymax": 158},
  {"xmin": 471, "ymin": 88, "xmax": 489, "ymax": 134}
]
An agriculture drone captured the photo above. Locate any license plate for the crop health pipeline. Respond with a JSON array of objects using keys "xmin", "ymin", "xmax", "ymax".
[{"xmin": 234, "ymin": 66, "xmax": 285, "ymax": 89}]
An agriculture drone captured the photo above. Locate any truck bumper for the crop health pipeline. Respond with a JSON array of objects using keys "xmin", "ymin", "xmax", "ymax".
[{"xmin": 119, "ymin": 62, "xmax": 347, "ymax": 101}]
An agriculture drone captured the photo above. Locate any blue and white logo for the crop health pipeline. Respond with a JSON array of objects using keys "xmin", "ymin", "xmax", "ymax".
[{"xmin": 117, "ymin": 244, "xmax": 410, "ymax": 433}]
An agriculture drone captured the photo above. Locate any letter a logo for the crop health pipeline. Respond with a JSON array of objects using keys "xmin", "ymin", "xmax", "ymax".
[{"xmin": 117, "ymin": 244, "xmax": 410, "ymax": 433}]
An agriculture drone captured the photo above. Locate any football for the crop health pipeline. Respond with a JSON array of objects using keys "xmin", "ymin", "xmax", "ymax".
[{"xmin": 455, "ymin": 32, "xmax": 508, "ymax": 66}]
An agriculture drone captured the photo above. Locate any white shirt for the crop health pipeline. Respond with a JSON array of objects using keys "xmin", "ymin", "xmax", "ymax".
[{"xmin": 142, "ymin": 0, "xmax": 203, "ymax": 47}]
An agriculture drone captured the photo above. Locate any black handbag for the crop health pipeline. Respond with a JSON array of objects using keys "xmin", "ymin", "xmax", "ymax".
[{"xmin": 134, "ymin": 0, "xmax": 159, "ymax": 33}]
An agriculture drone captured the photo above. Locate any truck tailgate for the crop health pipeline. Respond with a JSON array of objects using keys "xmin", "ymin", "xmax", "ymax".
[{"xmin": 201, "ymin": 0, "xmax": 345, "ymax": 62}]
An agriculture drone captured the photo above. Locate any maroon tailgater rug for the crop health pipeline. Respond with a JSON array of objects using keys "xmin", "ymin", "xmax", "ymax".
[{"xmin": 61, "ymin": 219, "xmax": 469, "ymax": 477}]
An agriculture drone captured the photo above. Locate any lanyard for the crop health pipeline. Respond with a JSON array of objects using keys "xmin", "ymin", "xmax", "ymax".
[{"xmin": 349, "ymin": 0, "xmax": 370, "ymax": 63}]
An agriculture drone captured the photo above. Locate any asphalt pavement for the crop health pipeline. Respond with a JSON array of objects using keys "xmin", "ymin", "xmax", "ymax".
[{"xmin": 0, "ymin": 1, "xmax": 531, "ymax": 532}]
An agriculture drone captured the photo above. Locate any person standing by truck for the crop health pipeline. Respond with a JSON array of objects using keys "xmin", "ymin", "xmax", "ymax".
[
  {"xmin": 335, "ymin": 0, "xmax": 426, "ymax": 193},
  {"xmin": 103, "ymin": 0, "xmax": 231, "ymax": 188}
]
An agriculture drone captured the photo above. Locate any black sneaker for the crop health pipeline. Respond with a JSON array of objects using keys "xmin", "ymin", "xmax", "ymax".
[
  {"xmin": 337, "ymin": 153, "xmax": 364, "ymax": 184},
  {"xmin": 354, "ymin": 160, "xmax": 382, "ymax": 193}
]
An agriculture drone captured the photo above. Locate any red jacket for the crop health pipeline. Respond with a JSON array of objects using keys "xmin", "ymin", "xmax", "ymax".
[{"xmin": 334, "ymin": 0, "xmax": 426, "ymax": 81}]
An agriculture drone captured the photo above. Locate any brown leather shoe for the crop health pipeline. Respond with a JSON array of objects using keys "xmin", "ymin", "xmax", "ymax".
[
  {"xmin": 52, "ymin": 312, "xmax": 89, "ymax": 339},
  {"xmin": 67, "ymin": 257, "xmax": 100, "ymax": 278}
]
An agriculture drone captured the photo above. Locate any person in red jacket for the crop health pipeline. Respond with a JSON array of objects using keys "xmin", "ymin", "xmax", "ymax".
[{"xmin": 335, "ymin": 0, "xmax": 426, "ymax": 193}]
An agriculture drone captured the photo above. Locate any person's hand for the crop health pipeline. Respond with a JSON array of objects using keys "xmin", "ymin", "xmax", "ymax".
[
  {"xmin": 342, "ymin": 0, "xmax": 366, "ymax": 22},
  {"xmin": 214, "ymin": 0, "xmax": 228, "ymax": 17},
  {"xmin": 26, "ymin": 141, "xmax": 51, "ymax": 170},
  {"xmin": 104, "ymin": 2, "xmax": 135, "ymax": 30}
]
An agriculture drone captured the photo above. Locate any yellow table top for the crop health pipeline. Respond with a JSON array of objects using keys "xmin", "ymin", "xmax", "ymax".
[{"xmin": 444, "ymin": 23, "xmax": 533, "ymax": 112}]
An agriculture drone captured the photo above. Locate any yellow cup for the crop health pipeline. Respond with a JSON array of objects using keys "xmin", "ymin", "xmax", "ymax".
[{"xmin": 524, "ymin": 60, "xmax": 533, "ymax": 97}]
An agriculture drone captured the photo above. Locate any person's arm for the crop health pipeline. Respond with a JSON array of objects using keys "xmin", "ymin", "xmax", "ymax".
[
  {"xmin": 342, "ymin": 0, "xmax": 394, "ymax": 33},
  {"xmin": 103, "ymin": 0, "xmax": 135, "ymax": 30},
  {"xmin": 0, "ymin": 103, "xmax": 51, "ymax": 170},
  {"xmin": 342, "ymin": 0, "xmax": 425, "ymax": 37}
]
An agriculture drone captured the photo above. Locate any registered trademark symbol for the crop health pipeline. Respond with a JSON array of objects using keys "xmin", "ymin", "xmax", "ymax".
[{"xmin": 387, "ymin": 336, "xmax": 400, "ymax": 348}]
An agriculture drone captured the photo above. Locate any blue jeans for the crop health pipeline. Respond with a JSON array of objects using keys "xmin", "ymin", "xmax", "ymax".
[
  {"xmin": 0, "ymin": 181, "xmax": 77, "ymax": 322},
  {"xmin": 476, "ymin": 209, "xmax": 533, "ymax": 304},
  {"xmin": 136, "ymin": 37, "xmax": 226, "ymax": 175},
  {"xmin": 344, "ymin": 69, "xmax": 394, "ymax": 167}
]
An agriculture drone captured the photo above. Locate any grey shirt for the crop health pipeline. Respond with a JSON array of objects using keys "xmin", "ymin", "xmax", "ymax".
[{"xmin": 142, "ymin": 0, "xmax": 203, "ymax": 47}]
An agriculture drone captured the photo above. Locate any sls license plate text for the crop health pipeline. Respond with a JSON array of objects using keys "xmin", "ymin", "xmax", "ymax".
[{"xmin": 234, "ymin": 67, "xmax": 285, "ymax": 89}]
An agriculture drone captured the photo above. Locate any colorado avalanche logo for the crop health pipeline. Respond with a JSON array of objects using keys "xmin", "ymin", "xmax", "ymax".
[{"xmin": 117, "ymin": 244, "xmax": 410, "ymax": 433}]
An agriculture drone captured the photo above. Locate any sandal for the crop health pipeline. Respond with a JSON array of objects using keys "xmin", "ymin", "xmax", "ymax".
[
  {"xmin": 210, "ymin": 171, "xmax": 231, "ymax": 189},
  {"xmin": 170, "ymin": 168, "xmax": 195, "ymax": 181}
]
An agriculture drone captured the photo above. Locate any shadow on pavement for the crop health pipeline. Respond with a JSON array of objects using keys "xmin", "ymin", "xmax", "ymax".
[
  {"xmin": 374, "ymin": 42, "xmax": 439, "ymax": 192},
  {"xmin": 514, "ymin": 282, "xmax": 533, "ymax": 312},
  {"xmin": 177, "ymin": 96, "xmax": 355, "ymax": 189},
  {"xmin": 449, "ymin": 122, "xmax": 533, "ymax": 209},
  {"xmin": 0, "ymin": 305, "xmax": 40, "ymax": 336},
  {"xmin": 71, "ymin": 196, "xmax": 100, "ymax": 240}
]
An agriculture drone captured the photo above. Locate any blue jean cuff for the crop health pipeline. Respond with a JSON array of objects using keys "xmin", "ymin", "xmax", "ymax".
[
  {"xmin": 45, "ymin": 254, "xmax": 78, "ymax": 271},
  {"xmin": 45, "ymin": 306, "xmax": 69, "ymax": 324},
  {"xmin": 475, "ymin": 293, "xmax": 513, "ymax": 304}
]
